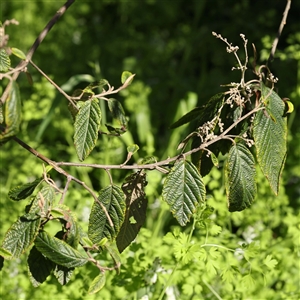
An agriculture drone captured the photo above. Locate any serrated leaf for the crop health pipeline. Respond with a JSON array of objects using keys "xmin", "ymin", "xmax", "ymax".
[
  {"xmin": 74, "ymin": 98, "xmax": 101, "ymax": 161},
  {"xmin": 8, "ymin": 178, "xmax": 41, "ymax": 201},
  {"xmin": 53, "ymin": 264, "xmax": 74, "ymax": 285},
  {"xmin": 162, "ymin": 160, "xmax": 206, "ymax": 226},
  {"xmin": 263, "ymin": 254, "xmax": 278, "ymax": 269},
  {"xmin": 1, "ymin": 216, "xmax": 41, "ymax": 258},
  {"xmin": 225, "ymin": 143, "xmax": 257, "ymax": 212},
  {"xmin": 88, "ymin": 272, "xmax": 106, "ymax": 294},
  {"xmin": 35, "ymin": 231, "xmax": 88, "ymax": 268},
  {"xmin": 253, "ymin": 85, "xmax": 287, "ymax": 194},
  {"xmin": 107, "ymin": 98, "xmax": 127, "ymax": 127},
  {"xmin": 27, "ymin": 246, "xmax": 55, "ymax": 287},
  {"xmin": 116, "ymin": 172, "xmax": 148, "ymax": 253},
  {"xmin": 88, "ymin": 185, "xmax": 126, "ymax": 244},
  {"xmin": 0, "ymin": 247, "xmax": 13, "ymax": 259},
  {"xmin": 0, "ymin": 49, "xmax": 10, "ymax": 72},
  {"xmin": 11, "ymin": 47, "xmax": 26, "ymax": 60},
  {"xmin": 0, "ymin": 81, "xmax": 22, "ymax": 143},
  {"xmin": 210, "ymin": 152, "xmax": 219, "ymax": 167}
]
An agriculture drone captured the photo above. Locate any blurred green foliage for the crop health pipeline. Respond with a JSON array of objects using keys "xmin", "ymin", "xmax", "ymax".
[{"xmin": 0, "ymin": 0, "xmax": 299, "ymax": 299}]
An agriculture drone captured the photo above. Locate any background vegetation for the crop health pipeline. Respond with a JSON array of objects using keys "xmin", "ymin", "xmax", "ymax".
[{"xmin": 0, "ymin": 0, "xmax": 299, "ymax": 299}]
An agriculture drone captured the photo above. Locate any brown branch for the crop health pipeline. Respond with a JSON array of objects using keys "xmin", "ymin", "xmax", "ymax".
[
  {"xmin": 267, "ymin": 0, "xmax": 291, "ymax": 65},
  {"xmin": 1, "ymin": 0, "xmax": 75, "ymax": 104}
]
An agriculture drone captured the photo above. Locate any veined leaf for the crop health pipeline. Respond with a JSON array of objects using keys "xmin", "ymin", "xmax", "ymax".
[
  {"xmin": 0, "ymin": 101, "xmax": 3, "ymax": 124},
  {"xmin": 74, "ymin": 98, "xmax": 101, "ymax": 161},
  {"xmin": 88, "ymin": 272, "xmax": 106, "ymax": 295},
  {"xmin": 225, "ymin": 143, "xmax": 257, "ymax": 212},
  {"xmin": 116, "ymin": 172, "xmax": 148, "ymax": 253},
  {"xmin": 53, "ymin": 264, "xmax": 74, "ymax": 285},
  {"xmin": 253, "ymin": 84, "xmax": 287, "ymax": 194},
  {"xmin": 104, "ymin": 243, "xmax": 121, "ymax": 273},
  {"xmin": 27, "ymin": 246, "xmax": 55, "ymax": 287},
  {"xmin": 0, "ymin": 49, "xmax": 10, "ymax": 72},
  {"xmin": 35, "ymin": 231, "xmax": 88, "ymax": 268},
  {"xmin": 8, "ymin": 178, "xmax": 41, "ymax": 201},
  {"xmin": 0, "ymin": 81, "xmax": 22, "ymax": 142},
  {"xmin": 162, "ymin": 160, "xmax": 206, "ymax": 226},
  {"xmin": 1, "ymin": 216, "xmax": 41, "ymax": 258},
  {"xmin": 121, "ymin": 71, "xmax": 133, "ymax": 84},
  {"xmin": 88, "ymin": 185, "xmax": 126, "ymax": 244}
]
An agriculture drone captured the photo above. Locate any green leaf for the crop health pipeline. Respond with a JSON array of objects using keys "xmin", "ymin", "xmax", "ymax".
[
  {"xmin": 107, "ymin": 98, "xmax": 127, "ymax": 127},
  {"xmin": 0, "ymin": 101, "xmax": 3, "ymax": 124},
  {"xmin": 0, "ymin": 247, "xmax": 13, "ymax": 259},
  {"xmin": 162, "ymin": 160, "xmax": 206, "ymax": 226},
  {"xmin": 103, "ymin": 243, "xmax": 121, "ymax": 273},
  {"xmin": 88, "ymin": 185, "xmax": 126, "ymax": 244},
  {"xmin": 53, "ymin": 264, "xmax": 74, "ymax": 285},
  {"xmin": 1, "ymin": 216, "xmax": 41, "ymax": 258},
  {"xmin": 170, "ymin": 93, "xmax": 224, "ymax": 129},
  {"xmin": 35, "ymin": 231, "xmax": 88, "ymax": 268},
  {"xmin": 0, "ymin": 49, "xmax": 10, "ymax": 72},
  {"xmin": 0, "ymin": 81, "xmax": 22, "ymax": 142},
  {"xmin": 263, "ymin": 254, "xmax": 278, "ymax": 269},
  {"xmin": 11, "ymin": 47, "xmax": 26, "ymax": 60},
  {"xmin": 116, "ymin": 172, "xmax": 148, "ymax": 253},
  {"xmin": 225, "ymin": 143, "xmax": 257, "ymax": 212},
  {"xmin": 8, "ymin": 178, "xmax": 41, "ymax": 201},
  {"xmin": 74, "ymin": 98, "xmax": 101, "ymax": 161},
  {"xmin": 253, "ymin": 85, "xmax": 287, "ymax": 194},
  {"xmin": 27, "ymin": 246, "xmax": 55, "ymax": 287},
  {"xmin": 127, "ymin": 144, "xmax": 139, "ymax": 155},
  {"xmin": 88, "ymin": 272, "xmax": 106, "ymax": 295},
  {"xmin": 121, "ymin": 71, "xmax": 134, "ymax": 84}
]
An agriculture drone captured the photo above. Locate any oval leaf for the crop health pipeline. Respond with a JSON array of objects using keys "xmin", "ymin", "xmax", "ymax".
[
  {"xmin": 74, "ymin": 98, "xmax": 101, "ymax": 161},
  {"xmin": 88, "ymin": 185, "xmax": 126, "ymax": 244},
  {"xmin": 88, "ymin": 272, "xmax": 106, "ymax": 295},
  {"xmin": 8, "ymin": 178, "xmax": 41, "ymax": 201},
  {"xmin": 0, "ymin": 49, "xmax": 10, "ymax": 72},
  {"xmin": 162, "ymin": 160, "xmax": 206, "ymax": 226},
  {"xmin": 253, "ymin": 85, "xmax": 287, "ymax": 194},
  {"xmin": 225, "ymin": 143, "xmax": 257, "ymax": 212},
  {"xmin": 35, "ymin": 231, "xmax": 88, "ymax": 268},
  {"xmin": 11, "ymin": 47, "xmax": 26, "ymax": 60}
]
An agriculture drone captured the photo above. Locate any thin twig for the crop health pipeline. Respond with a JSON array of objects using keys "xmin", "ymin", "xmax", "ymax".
[
  {"xmin": 267, "ymin": 0, "xmax": 291, "ymax": 65},
  {"xmin": 1, "ymin": 0, "xmax": 75, "ymax": 104}
]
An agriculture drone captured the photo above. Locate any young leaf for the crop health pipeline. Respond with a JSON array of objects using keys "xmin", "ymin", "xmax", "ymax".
[
  {"xmin": 88, "ymin": 272, "xmax": 106, "ymax": 295},
  {"xmin": 107, "ymin": 98, "xmax": 127, "ymax": 127},
  {"xmin": 74, "ymin": 98, "xmax": 101, "ymax": 161},
  {"xmin": 253, "ymin": 84, "xmax": 287, "ymax": 194},
  {"xmin": 0, "ymin": 101, "xmax": 3, "ymax": 124},
  {"xmin": 11, "ymin": 47, "xmax": 26, "ymax": 60},
  {"xmin": 116, "ymin": 172, "xmax": 148, "ymax": 253},
  {"xmin": 88, "ymin": 185, "xmax": 126, "ymax": 244},
  {"xmin": 35, "ymin": 231, "xmax": 88, "ymax": 268},
  {"xmin": 8, "ymin": 178, "xmax": 41, "ymax": 201},
  {"xmin": 103, "ymin": 243, "xmax": 121, "ymax": 273},
  {"xmin": 27, "ymin": 246, "xmax": 55, "ymax": 287},
  {"xmin": 0, "ymin": 81, "xmax": 22, "ymax": 142},
  {"xmin": 162, "ymin": 160, "xmax": 206, "ymax": 226},
  {"xmin": 0, "ymin": 49, "xmax": 10, "ymax": 72},
  {"xmin": 121, "ymin": 71, "xmax": 133, "ymax": 85},
  {"xmin": 1, "ymin": 216, "xmax": 41, "ymax": 258},
  {"xmin": 225, "ymin": 143, "xmax": 257, "ymax": 212}
]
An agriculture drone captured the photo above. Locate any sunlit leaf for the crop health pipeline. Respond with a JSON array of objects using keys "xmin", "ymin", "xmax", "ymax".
[
  {"xmin": 116, "ymin": 172, "xmax": 148, "ymax": 253},
  {"xmin": 88, "ymin": 185, "xmax": 126, "ymax": 244},
  {"xmin": 225, "ymin": 143, "xmax": 257, "ymax": 212},
  {"xmin": 35, "ymin": 231, "xmax": 88, "ymax": 268},
  {"xmin": 88, "ymin": 272, "xmax": 106, "ymax": 295},
  {"xmin": 162, "ymin": 160, "xmax": 206, "ymax": 226},
  {"xmin": 53, "ymin": 264, "xmax": 74, "ymax": 285},
  {"xmin": 0, "ymin": 81, "xmax": 22, "ymax": 143},
  {"xmin": 11, "ymin": 47, "xmax": 26, "ymax": 60},
  {"xmin": 1, "ymin": 215, "xmax": 41, "ymax": 258},
  {"xmin": 0, "ymin": 49, "xmax": 10, "ymax": 72},
  {"xmin": 8, "ymin": 178, "xmax": 41, "ymax": 201},
  {"xmin": 253, "ymin": 84, "xmax": 287, "ymax": 194},
  {"xmin": 74, "ymin": 98, "xmax": 101, "ymax": 161},
  {"xmin": 121, "ymin": 71, "xmax": 134, "ymax": 85}
]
